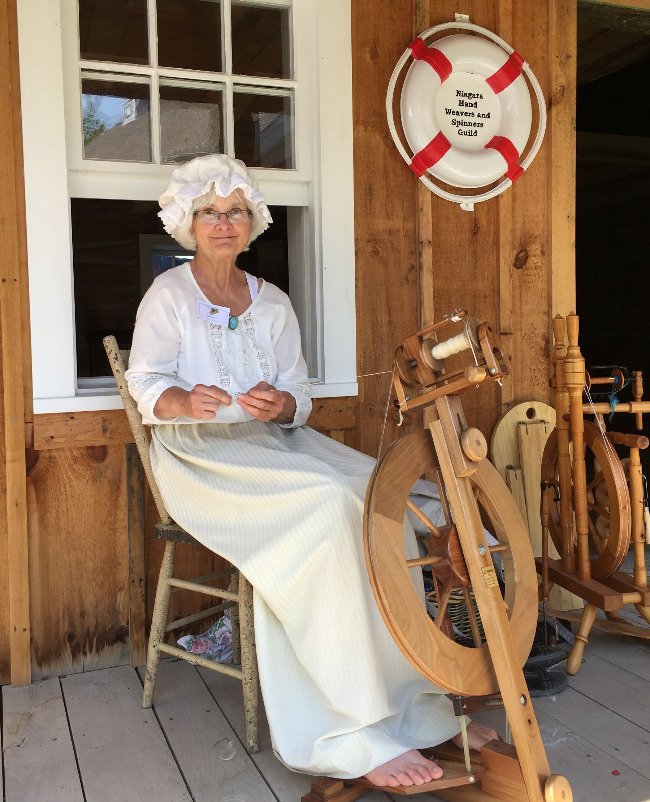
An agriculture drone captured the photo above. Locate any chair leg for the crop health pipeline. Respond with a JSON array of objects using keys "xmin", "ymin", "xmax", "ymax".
[
  {"xmin": 239, "ymin": 573, "xmax": 259, "ymax": 753},
  {"xmin": 229, "ymin": 570, "xmax": 241, "ymax": 665},
  {"xmin": 142, "ymin": 540, "xmax": 176, "ymax": 708}
]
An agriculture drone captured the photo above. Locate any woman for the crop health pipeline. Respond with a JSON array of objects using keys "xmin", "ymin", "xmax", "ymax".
[{"xmin": 126, "ymin": 154, "xmax": 496, "ymax": 789}]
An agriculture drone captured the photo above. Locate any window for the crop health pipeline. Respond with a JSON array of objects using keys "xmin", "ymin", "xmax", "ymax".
[{"xmin": 18, "ymin": 0, "xmax": 356, "ymax": 413}]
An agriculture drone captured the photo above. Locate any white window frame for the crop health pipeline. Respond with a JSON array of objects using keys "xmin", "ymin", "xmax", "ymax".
[{"xmin": 18, "ymin": 0, "xmax": 357, "ymax": 414}]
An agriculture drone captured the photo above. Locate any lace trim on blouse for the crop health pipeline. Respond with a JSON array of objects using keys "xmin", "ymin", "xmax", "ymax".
[
  {"xmin": 242, "ymin": 315, "xmax": 272, "ymax": 383},
  {"xmin": 128, "ymin": 372, "xmax": 175, "ymax": 402},
  {"xmin": 208, "ymin": 323, "xmax": 232, "ymax": 389},
  {"xmin": 292, "ymin": 383, "xmax": 312, "ymax": 397}
]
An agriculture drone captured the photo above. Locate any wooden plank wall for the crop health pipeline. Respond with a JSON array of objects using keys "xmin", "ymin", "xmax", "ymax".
[
  {"xmin": 1, "ymin": 0, "xmax": 578, "ymax": 681},
  {"xmin": 414, "ymin": 0, "xmax": 577, "ymax": 438},
  {"xmin": 0, "ymin": 0, "xmax": 31, "ymax": 686},
  {"xmin": 348, "ymin": 0, "xmax": 422, "ymax": 457}
]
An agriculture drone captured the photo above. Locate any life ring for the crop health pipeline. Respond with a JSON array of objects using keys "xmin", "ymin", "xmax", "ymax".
[{"xmin": 387, "ymin": 19, "xmax": 546, "ymax": 209}]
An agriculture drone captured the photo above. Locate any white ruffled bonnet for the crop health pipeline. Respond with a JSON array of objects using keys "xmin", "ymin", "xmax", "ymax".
[{"xmin": 158, "ymin": 154, "xmax": 273, "ymax": 250}]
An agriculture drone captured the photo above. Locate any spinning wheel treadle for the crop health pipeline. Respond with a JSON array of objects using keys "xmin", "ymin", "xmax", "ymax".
[
  {"xmin": 364, "ymin": 428, "xmax": 537, "ymax": 697},
  {"xmin": 541, "ymin": 421, "xmax": 630, "ymax": 578}
]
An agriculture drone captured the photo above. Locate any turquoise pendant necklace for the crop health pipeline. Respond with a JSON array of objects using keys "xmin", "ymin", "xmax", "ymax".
[{"xmin": 228, "ymin": 315, "xmax": 239, "ymax": 330}]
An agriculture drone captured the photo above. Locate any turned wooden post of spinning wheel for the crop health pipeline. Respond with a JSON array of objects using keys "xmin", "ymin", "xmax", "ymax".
[
  {"xmin": 608, "ymin": 431, "xmax": 649, "ymax": 592},
  {"xmin": 631, "ymin": 372, "xmax": 649, "ymax": 590},
  {"xmin": 552, "ymin": 315, "xmax": 575, "ymax": 575},
  {"xmin": 564, "ymin": 314, "xmax": 591, "ymax": 581}
]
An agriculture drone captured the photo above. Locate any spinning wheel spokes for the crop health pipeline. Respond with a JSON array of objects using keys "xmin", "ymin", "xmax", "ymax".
[
  {"xmin": 541, "ymin": 420, "xmax": 630, "ymax": 577},
  {"xmin": 364, "ymin": 428, "xmax": 537, "ymax": 697}
]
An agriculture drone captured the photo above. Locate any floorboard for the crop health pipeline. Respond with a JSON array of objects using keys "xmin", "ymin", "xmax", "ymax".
[
  {"xmin": 62, "ymin": 665, "xmax": 191, "ymax": 801},
  {"xmin": 197, "ymin": 666, "xmax": 390, "ymax": 802},
  {"xmin": 536, "ymin": 687, "xmax": 650, "ymax": 779},
  {"xmin": 582, "ymin": 629, "xmax": 650, "ymax": 680},
  {"xmin": 567, "ymin": 651, "xmax": 650, "ymax": 732},
  {"xmin": 2, "ymin": 677, "xmax": 84, "ymax": 802},
  {"xmin": 138, "ymin": 660, "xmax": 276, "ymax": 801},
  {"xmin": 535, "ymin": 706, "xmax": 650, "ymax": 802},
  {"xmin": 469, "ymin": 700, "xmax": 650, "ymax": 802},
  {"xmin": 2, "ymin": 642, "xmax": 649, "ymax": 802}
]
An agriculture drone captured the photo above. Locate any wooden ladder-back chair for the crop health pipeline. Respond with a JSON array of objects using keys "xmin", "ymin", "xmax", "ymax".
[{"xmin": 103, "ymin": 335, "xmax": 259, "ymax": 752}]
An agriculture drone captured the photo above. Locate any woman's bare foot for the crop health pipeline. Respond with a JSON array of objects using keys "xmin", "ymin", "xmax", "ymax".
[
  {"xmin": 364, "ymin": 749, "xmax": 443, "ymax": 788},
  {"xmin": 451, "ymin": 721, "xmax": 499, "ymax": 751}
]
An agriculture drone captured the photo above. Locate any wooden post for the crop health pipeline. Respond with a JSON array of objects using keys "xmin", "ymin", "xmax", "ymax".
[
  {"xmin": 564, "ymin": 314, "xmax": 590, "ymax": 581},
  {"xmin": 0, "ymin": 0, "xmax": 31, "ymax": 686},
  {"xmin": 628, "ymin": 447, "xmax": 647, "ymax": 590},
  {"xmin": 633, "ymin": 370, "xmax": 643, "ymax": 431},
  {"xmin": 548, "ymin": 0, "xmax": 577, "ymax": 325},
  {"xmin": 552, "ymin": 315, "xmax": 575, "ymax": 574},
  {"xmin": 126, "ymin": 444, "xmax": 147, "ymax": 667},
  {"xmin": 431, "ymin": 403, "xmax": 549, "ymax": 802}
]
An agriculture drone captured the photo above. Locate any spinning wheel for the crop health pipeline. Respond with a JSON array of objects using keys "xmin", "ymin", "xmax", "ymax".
[
  {"xmin": 364, "ymin": 428, "xmax": 537, "ymax": 697},
  {"xmin": 541, "ymin": 421, "xmax": 631, "ymax": 578},
  {"xmin": 305, "ymin": 310, "xmax": 571, "ymax": 802}
]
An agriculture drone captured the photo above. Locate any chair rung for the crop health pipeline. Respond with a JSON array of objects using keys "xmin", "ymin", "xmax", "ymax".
[
  {"xmin": 169, "ymin": 567, "xmax": 236, "ymax": 594},
  {"xmin": 167, "ymin": 577, "xmax": 238, "ymax": 600},
  {"xmin": 165, "ymin": 601, "xmax": 235, "ymax": 633},
  {"xmin": 157, "ymin": 642, "xmax": 243, "ymax": 679}
]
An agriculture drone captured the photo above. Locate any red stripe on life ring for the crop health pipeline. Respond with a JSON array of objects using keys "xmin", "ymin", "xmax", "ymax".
[
  {"xmin": 410, "ymin": 132, "xmax": 452, "ymax": 177},
  {"xmin": 484, "ymin": 136, "xmax": 524, "ymax": 182},
  {"xmin": 409, "ymin": 38, "xmax": 453, "ymax": 83},
  {"xmin": 485, "ymin": 51, "xmax": 524, "ymax": 94}
]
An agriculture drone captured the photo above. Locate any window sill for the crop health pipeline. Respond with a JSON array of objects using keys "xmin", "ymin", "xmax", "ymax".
[{"xmin": 33, "ymin": 380, "xmax": 359, "ymax": 414}]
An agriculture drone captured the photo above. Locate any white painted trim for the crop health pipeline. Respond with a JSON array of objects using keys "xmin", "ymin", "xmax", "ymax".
[
  {"xmin": 33, "ymin": 380, "xmax": 358, "ymax": 414},
  {"xmin": 19, "ymin": 0, "xmax": 357, "ymax": 412},
  {"xmin": 316, "ymin": 0, "xmax": 356, "ymax": 386},
  {"xmin": 18, "ymin": 0, "xmax": 77, "ymax": 400}
]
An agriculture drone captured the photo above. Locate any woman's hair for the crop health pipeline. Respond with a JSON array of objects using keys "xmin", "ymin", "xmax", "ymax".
[{"xmin": 158, "ymin": 154, "xmax": 272, "ymax": 251}]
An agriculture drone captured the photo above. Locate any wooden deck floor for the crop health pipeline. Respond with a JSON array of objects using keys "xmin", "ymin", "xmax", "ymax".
[{"xmin": 2, "ymin": 620, "xmax": 649, "ymax": 802}]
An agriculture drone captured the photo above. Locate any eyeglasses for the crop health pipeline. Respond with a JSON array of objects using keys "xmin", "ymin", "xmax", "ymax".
[{"xmin": 193, "ymin": 208, "xmax": 252, "ymax": 225}]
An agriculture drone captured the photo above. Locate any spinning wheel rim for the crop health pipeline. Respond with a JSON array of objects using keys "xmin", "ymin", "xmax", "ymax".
[
  {"xmin": 541, "ymin": 421, "xmax": 631, "ymax": 578},
  {"xmin": 364, "ymin": 429, "xmax": 537, "ymax": 697}
]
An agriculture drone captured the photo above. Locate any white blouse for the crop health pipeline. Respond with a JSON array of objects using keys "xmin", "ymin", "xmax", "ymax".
[{"xmin": 125, "ymin": 263, "xmax": 312, "ymax": 427}]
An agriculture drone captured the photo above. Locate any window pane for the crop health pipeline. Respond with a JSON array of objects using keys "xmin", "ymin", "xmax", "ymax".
[
  {"xmin": 79, "ymin": 0, "xmax": 148, "ymax": 65},
  {"xmin": 234, "ymin": 92, "xmax": 294, "ymax": 168},
  {"xmin": 232, "ymin": 2, "xmax": 291, "ymax": 79},
  {"xmin": 157, "ymin": 0, "xmax": 222, "ymax": 72},
  {"xmin": 71, "ymin": 199, "xmax": 289, "ymax": 378},
  {"xmin": 82, "ymin": 78, "xmax": 152, "ymax": 162},
  {"xmin": 160, "ymin": 82, "xmax": 224, "ymax": 164}
]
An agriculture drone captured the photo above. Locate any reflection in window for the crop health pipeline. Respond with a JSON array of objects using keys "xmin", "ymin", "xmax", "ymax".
[
  {"xmin": 71, "ymin": 199, "xmax": 289, "ymax": 378},
  {"xmin": 160, "ymin": 82, "xmax": 224, "ymax": 164},
  {"xmin": 234, "ymin": 92, "xmax": 294, "ymax": 168},
  {"xmin": 82, "ymin": 77, "xmax": 152, "ymax": 162},
  {"xmin": 79, "ymin": 0, "xmax": 149, "ymax": 65},
  {"xmin": 232, "ymin": 2, "xmax": 291, "ymax": 79},
  {"xmin": 157, "ymin": 0, "xmax": 222, "ymax": 72}
]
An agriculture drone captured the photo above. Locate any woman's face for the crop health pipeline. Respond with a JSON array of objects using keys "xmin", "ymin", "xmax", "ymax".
[{"xmin": 191, "ymin": 192, "xmax": 252, "ymax": 260}]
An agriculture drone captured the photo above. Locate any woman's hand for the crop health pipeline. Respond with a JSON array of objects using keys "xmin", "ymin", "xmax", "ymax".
[
  {"xmin": 154, "ymin": 385, "xmax": 231, "ymax": 420},
  {"xmin": 237, "ymin": 381, "xmax": 296, "ymax": 424}
]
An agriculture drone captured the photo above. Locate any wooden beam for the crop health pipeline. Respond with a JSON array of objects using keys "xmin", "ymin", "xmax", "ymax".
[
  {"xmin": 0, "ymin": 0, "xmax": 31, "ymax": 686},
  {"xmin": 32, "ymin": 399, "xmax": 358, "ymax": 451},
  {"xmin": 33, "ymin": 411, "xmax": 135, "ymax": 450},
  {"xmin": 579, "ymin": 0, "xmax": 650, "ymax": 33},
  {"xmin": 577, "ymin": 131, "xmax": 650, "ymax": 164},
  {"xmin": 578, "ymin": 27, "xmax": 650, "ymax": 84},
  {"xmin": 549, "ymin": 0, "xmax": 577, "ymax": 323}
]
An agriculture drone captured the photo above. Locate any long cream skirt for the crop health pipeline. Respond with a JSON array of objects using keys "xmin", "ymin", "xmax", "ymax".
[{"xmin": 151, "ymin": 420, "xmax": 460, "ymax": 779}]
